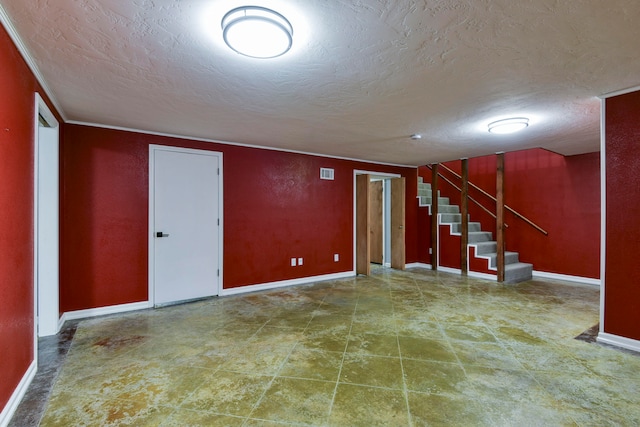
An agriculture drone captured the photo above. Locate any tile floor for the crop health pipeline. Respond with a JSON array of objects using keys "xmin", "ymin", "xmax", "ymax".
[{"xmin": 10, "ymin": 267, "xmax": 640, "ymax": 426}]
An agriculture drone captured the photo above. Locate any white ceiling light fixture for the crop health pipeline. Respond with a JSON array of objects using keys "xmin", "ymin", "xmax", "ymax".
[
  {"xmin": 221, "ymin": 6, "xmax": 293, "ymax": 59},
  {"xmin": 488, "ymin": 117, "xmax": 529, "ymax": 134}
]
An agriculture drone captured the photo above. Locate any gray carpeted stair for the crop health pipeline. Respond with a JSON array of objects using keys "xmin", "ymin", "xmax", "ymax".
[{"xmin": 418, "ymin": 177, "xmax": 533, "ymax": 283}]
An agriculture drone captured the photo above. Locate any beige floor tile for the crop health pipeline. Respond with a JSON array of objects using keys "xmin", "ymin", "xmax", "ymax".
[
  {"xmin": 345, "ymin": 332, "xmax": 399, "ymax": 357},
  {"xmin": 328, "ymin": 383, "xmax": 409, "ymax": 427},
  {"xmin": 160, "ymin": 409, "xmax": 245, "ymax": 427},
  {"xmin": 340, "ymin": 354, "xmax": 404, "ymax": 389},
  {"xmin": 402, "ymin": 359, "xmax": 466, "ymax": 395},
  {"xmin": 449, "ymin": 341, "xmax": 523, "ymax": 370},
  {"xmin": 278, "ymin": 346, "xmax": 343, "ymax": 382},
  {"xmin": 299, "ymin": 327, "xmax": 350, "ymax": 353},
  {"xmin": 398, "ymin": 336, "xmax": 458, "ymax": 363},
  {"xmin": 407, "ymin": 391, "xmax": 494, "ymax": 426},
  {"xmin": 249, "ymin": 377, "xmax": 334, "ymax": 424},
  {"xmin": 180, "ymin": 371, "xmax": 272, "ymax": 416}
]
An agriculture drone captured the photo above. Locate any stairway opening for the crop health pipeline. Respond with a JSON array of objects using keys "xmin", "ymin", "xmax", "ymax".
[{"xmin": 418, "ymin": 176, "xmax": 533, "ymax": 283}]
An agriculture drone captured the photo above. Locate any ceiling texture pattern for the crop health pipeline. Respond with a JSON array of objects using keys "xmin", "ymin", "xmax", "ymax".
[{"xmin": 2, "ymin": 0, "xmax": 639, "ymax": 165}]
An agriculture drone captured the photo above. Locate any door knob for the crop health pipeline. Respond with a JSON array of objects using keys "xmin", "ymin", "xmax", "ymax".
[{"xmin": 156, "ymin": 232, "xmax": 169, "ymax": 238}]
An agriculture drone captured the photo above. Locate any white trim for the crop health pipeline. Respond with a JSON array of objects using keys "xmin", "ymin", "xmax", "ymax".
[
  {"xmin": 58, "ymin": 312, "xmax": 68, "ymax": 332},
  {"xmin": 468, "ymin": 243, "xmax": 495, "ymax": 272},
  {"xmin": 436, "ymin": 213, "xmax": 441, "ymax": 268},
  {"xmin": 0, "ymin": 360, "xmax": 36, "ymax": 427},
  {"xmin": 220, "ymin": 271, "xmax": 355, "ymax": 296},
  {"xmin": 599, "ymin": 84, "xmax": 640, "ymax": 99},
  {"xmin": 148, "ymin": 145, "xmax": 224, "ymax": 306},
  {"xmin": 438, "ymin": 266, "xmax": 462, "ymax": 275},
  {"xmin": 405, "ymin": 262, "xmax": 431, "ymax": 269},
  {"xmin": 34, "ymin": 93, "xmax": 61, "ymax": 338},
  {"xmin": 532, "ymin": 271, "xmax": 600, "ymax": 287},
  {"xmin": 353, "ymin": 169, "xmax": 404, "ymax": 178},
  {"xmin": 69, "ymin": 121, "xmax": 417, "ymax": 169},
  {"xmin": 600, "ymin": 97, "xmax": 607, "ymax": 333},
  {"xmin": 596, "ymin": 332, "xmax": 640, "ymax": 353},
  {"xmin": 467, "ymin": 271, "xmax": 498, "ymax": 281},
  {"xmin": 0, "ymin": 6, "xmax": 66, "ymax": 120},
  {"xmin": 63, "ymin": 301, "xmax": 152, "ymax": 321}
]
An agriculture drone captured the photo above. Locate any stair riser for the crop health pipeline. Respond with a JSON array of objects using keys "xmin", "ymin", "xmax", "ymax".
[
  {"xmin": 504, "ymin": 263, "xmax": 533, "ymax": 283},
  {"xmin": 488, "ymin": 253, "xmax": 520, "ymax": 268},
  {"xmin": 439, "ymin": 205, "xmax": 460, "ymax": 214},
  {"xmin": 468, "ymin": 232, "xmax": 493, "ymax": 243},
  {"xmin": 439, "ymin": 213, "xmax": 461, "ymax": 223},
  {"xmin": 472, "ymin": 242, "xmax": 497, "ymax": 255},
  {"xmin": 451, "ymin": 223, "xmax": 482, "ymax": 233}
]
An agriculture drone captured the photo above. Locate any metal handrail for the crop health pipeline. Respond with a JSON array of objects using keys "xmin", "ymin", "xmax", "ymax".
[{"xmin": 436, "ymin": 163, "xmax": 548, "ymax": 236}]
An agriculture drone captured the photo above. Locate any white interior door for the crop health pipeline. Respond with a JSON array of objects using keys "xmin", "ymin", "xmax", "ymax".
[{"xmin": 151, "ymin": 146, "xmax": 221, "ymax": 305}]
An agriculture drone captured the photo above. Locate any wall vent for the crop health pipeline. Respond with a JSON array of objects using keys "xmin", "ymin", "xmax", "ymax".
[{"xmin": 320, "ymin": 168, "xmax": 335, "ymax": 180}]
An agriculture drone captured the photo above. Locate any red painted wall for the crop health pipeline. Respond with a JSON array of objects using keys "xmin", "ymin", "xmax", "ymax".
[
  {"xmin": 61, "ymin": 124, "xmax": 418, "ymax": 311},
  {"xmin": 0, "ymin": 25, "xmax": 60, "ymax": 412},
  {"xmin": 419, "ymin": 149, "xmax": 600, "ymax": 279},
  {"xmin": 604, "ymin": 91, "xmax": 640, "ymax": 341}
]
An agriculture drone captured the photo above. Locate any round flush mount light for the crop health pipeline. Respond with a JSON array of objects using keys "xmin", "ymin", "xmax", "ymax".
[
  {"xmin": 488, "ymin": 117, "xmax": 529, "ymax": 134},
  {"xmin": 221, "ymin": 6, "xmax": 293, "ymax": 59}
]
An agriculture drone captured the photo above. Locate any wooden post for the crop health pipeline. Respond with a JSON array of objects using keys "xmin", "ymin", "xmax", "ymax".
[
  {"xmin": 431, "ymin": 164, "xmax": 439, "ymax": 270},
  {"xmin": 460, "ymin": 158, "xmax": 469, "ymax": 275},
  {"xmin": 496, "ymin": 153, "xmax": 505, "ymax": 282},
  {"xmin": 356, "ymin": 174, "xmax": 371, "ymax": 275}
]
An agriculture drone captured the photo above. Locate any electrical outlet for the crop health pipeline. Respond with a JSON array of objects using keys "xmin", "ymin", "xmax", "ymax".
[
  {"xmin": 334, "ymin": 253, "xmax": 339, "ymax": 262},
  {"xmin": 291, "ymin": 258, "xmax": 297, "ymax": 267},
  {"xmin": 429, "ymin": 248, "xmax": 432, "ymax": 254},
  {"xmin": 298, "ymin": 257, "xmax": 303, "ymax": 266}
]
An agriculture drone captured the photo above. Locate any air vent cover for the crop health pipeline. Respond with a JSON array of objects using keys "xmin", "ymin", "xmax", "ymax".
[{"xmin": 320, "ymin": 168, "xmax": 335, "ymax": 180}]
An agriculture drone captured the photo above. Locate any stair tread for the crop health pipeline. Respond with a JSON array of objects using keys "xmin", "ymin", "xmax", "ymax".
[
  {"xmin": 481, "ymin": 251, "xmax": 519, "ymax": 257},
  {"xmin": 505, "ymin": 262, "xmax": 533, "ymax": 269}
]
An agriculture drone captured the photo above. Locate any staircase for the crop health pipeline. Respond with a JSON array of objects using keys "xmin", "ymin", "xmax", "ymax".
[{"xmin": 418, "ymin": 177, "xmax": 532, "ymax": 283}]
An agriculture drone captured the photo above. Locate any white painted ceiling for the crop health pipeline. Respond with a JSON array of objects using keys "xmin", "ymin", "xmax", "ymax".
[{"xmin": 2, "ymin": 0, "xmax": 639, "ymax": 166}]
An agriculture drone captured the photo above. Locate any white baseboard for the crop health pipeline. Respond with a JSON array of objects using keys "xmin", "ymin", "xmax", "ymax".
[
  {"xmin": 532, "ymin": 270, "xmax": 601, "ymax": 286},
  {"xmin": 437, "ymin": 266, "xmax": 462, "ymax": 275},
  {"xmin": 405, "ymin": 262, "xmax": 431, "ymax": 269},
  {"xmin": 0, "ymin": 360, "xmax": 36, "ymax": 427},
  {"xmin": 63, "ymin": 301, "xmax": 152, "ymax": 321},
  {"xmin": 597, "ymin": 332, "xmax": 640, "ymax": 353},
  {"xmin": 467, "ymin": 271, "xmax": 498, "ymax": 281},
  {"xmin": 220, "ymin": 271, "xmax": 356, "ymax": 296}
]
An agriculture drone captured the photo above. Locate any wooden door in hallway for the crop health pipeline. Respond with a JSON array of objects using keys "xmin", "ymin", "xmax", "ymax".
[
  {"xmin": 149, "ymin": 146, "xmax": 222, "ymax": 305},
  {"xmin": 391, "ymin": 177, "xmax": 406, "ymax": 270}
]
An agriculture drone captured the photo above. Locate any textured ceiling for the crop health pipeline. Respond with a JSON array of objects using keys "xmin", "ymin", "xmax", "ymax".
[{"xmin": 2, "ymin": 0, "xmax": 639, "ymax": 165}]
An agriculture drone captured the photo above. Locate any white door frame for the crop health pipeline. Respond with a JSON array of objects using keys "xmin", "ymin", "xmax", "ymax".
[
  {"xmin": 33, "ymin": 93, "xmax": 60, "ymax": 341},
  {"xmin": 148, "ymin": 145, "xmax": 224, "ymax": 305},
  {"xmin": 353, "ymin": 170, "xmax": 401, "ymax": 273}
]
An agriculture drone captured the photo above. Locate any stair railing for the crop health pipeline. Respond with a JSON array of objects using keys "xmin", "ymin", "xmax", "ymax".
[
  {"xmin": 427, "ymin": 166, "xmax": 509, "ymax": 229},
  {"xmin": 438, "ymin": 163, "xmax": 548, "ymax": 236}
]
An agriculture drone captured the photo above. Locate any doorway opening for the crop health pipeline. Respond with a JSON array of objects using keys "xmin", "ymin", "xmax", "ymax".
[
  {"xmin": 354, "ymin": 171, "xmax": 405, "ymax": 275},
  {"xmin": 34, "ymin": 93, "xmax": 60, "ymax": 339}
]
